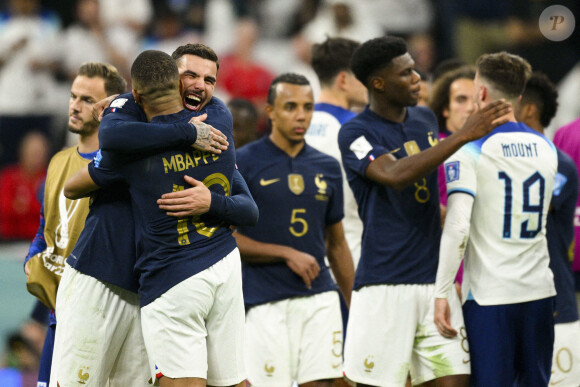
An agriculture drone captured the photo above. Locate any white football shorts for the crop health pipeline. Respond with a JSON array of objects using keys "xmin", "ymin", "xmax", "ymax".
[
  {"xmin": 245, "ymin": 290, "xmax": 344, "ymax": 386},
  {"xmin": 550, "ymin": 320, "xmax": 580, "ymax": 387},
  {"xmin": 141, "ymin": 248, "xmax": 245, "ymax": 386},
  {"xmin": 344, "ymin": 283, "xmax": 470, "ymax": 387},
  {"xmin": 50, "ymin": 263, "xmax": 149, "ymax": 387}
]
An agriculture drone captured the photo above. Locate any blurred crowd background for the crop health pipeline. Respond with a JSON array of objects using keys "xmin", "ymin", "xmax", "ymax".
[{"xmin": 0, "ymin": 0, "xmax": 579, "ymax": 384}]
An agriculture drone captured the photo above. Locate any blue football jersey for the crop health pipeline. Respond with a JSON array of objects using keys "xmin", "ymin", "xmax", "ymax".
[
  {"xmin": 90, "ymin": 106, "xmax": 237, "ymax": 306},
  {"xmin": 237, "ymin": 137, "xmax": 344, "ymax": 307},
  {"xmin": 548, "ymin": 149, "xmax": 579, "ymax": 323},
  {"xmin": 338, "ymin": 106, "xmax": 441, "ymax": 288}
]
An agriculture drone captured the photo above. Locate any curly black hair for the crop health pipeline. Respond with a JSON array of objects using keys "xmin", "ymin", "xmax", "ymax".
[
  {"xmin": 521, "ymin": 72, "xmax": 559, "ymax": 128},
  {"xmin": 350, "ymin": 36, "xmax": 407, "ymax": 88}
]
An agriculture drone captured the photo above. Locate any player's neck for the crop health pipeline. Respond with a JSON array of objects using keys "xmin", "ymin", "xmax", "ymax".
[
  {"xmin": 370, "ymin": 99, "xmax": 406, "ymax": 123},
  {"xmin": 318, "ymin": 89, "xmax": 349, "ymax": 109},
  {"xmin": 525, "ymin": 120, "xmax": 544, "ymax": 135},
  {"xmin": 144, "ymin": 94, "xmax": 184, "ymax": 121},
  {"xmin": 77, "ymin": 132, "xmax": 99, "ymax": 154},
  {"xmin": 269, "ymin": 133, "xmax": 305, "ymax": 158}
]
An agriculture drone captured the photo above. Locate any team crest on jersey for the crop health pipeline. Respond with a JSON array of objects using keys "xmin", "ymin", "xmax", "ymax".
[
  {"xmin": 315, "ymin": 173, "xmax": 329, "ymax": 201},
  {"xmin": 404, "ymin": 140, "xmax": 421, "ymax": 156},
  {"xmin": 288, "ymin": 174, "xmax": 304, "ymax": 195},
  {"xmin": 445, "ymin": 161, "xmax": 460, "ymax": 183},
  {"xmin": 110, "ymin": 98, "xmax": 128, "ymax": 108},
  {"xmin": 428, "ymin": 131, "xmax": 439, "ymax": 147}
]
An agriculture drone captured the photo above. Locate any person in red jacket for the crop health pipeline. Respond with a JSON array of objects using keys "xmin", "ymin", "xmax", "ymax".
[{"xmin": 0, "ymin": 131, "xmax": 50, "ymax": 240}]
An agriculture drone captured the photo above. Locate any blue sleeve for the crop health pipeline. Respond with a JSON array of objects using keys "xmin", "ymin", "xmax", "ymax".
[
  {"xmin": 88, "ymin": 152, "xmax": 125, "ymax": 188},
  {"xmin": 25, "ymin": 196, "xmax": 47, "ymax": 265},
  {"xmin": 207, "ymin": 169, "xmax": 258, "ymax": 226},
  {"xmin": 99, "ymin": 95, "xmax": 197, "ymax": 153},
  {"xmin": 326, "ymin": 162, "xmax": 345, "ymax": 225}
]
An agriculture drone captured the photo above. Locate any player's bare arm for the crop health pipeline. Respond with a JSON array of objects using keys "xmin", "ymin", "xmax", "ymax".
[
  {"xmin": 64, "ymin": 165, "xmax": 100, "ymax": 199},
  {"xmin": 434, "ymin": 298, "xmax": 457, "ymax": 338},
  {"xmin": 233, "ymin": 231, "xmax": 321, "ymax": 289},
  {"xmin": 366, "ymin": 100, "xmax": 511, "ymax": 190},
  {"xmin": 324, "ymin": 221, "xmax": 355, "ymax": 307}
]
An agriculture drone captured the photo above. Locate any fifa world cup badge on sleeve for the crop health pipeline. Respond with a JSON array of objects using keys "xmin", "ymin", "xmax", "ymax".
[{"xmin": 445, "ymin": 161, "xmax": 460, "ymax": 183}]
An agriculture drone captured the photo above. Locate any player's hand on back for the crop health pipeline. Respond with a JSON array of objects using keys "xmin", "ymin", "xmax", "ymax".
[
  {"xmin": 284, "ymin": 250, "xmax": 321, "ymax": 289},
  {"xmin": 92, "ymin": 94, "xmax": 119, "ymax": 122},
  {"xmin": 189, "ymin": 113, "xmax": 229, "ymax": 154},
  {"xmin": 434, "ymin": 298, "xmax": 458, "ymax": 338},
  {"xmin": 158, "ymin": 175, "xmax": 211, "ymax": 217},
  {"xmin": 458, "ymin": 99, "xmax": 512, "ymax": 142}
]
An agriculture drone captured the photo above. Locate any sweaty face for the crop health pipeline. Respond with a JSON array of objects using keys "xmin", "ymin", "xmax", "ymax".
[
  {"xmin": 267, "ymin": 83, "xmax": 314, "ymax": 146},
  {"xmin": 378, "ymin": 52, "xmax": 421, "ymax": 108},
  {"xmin": 443, "ymin": 78, "xmax": 475, "ymax": 133},
  {"xmin": 68, "ymin": 75, "xmax": 107, "ymax": 136},
  {"xmin": 176, "ymin": 54, "xmax": 217, "ymax": 112}
]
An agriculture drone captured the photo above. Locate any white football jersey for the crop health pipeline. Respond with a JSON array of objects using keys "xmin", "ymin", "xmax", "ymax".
[
  {"xmin": 445, "ymin": 122, "xmax": 557, "ymax": 305},
  {"xmin": 306, "ymin": 105, "xmax": 363, "ymax": 268}
]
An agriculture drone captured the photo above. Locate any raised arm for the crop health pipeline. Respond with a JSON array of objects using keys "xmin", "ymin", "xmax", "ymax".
[
  {"xmin": 366, "ymin": 100, "xmax": 511, "ymax": 189},
  {"xmin": 98, "ymin": 95, "xmax": 227, "ymax": 154}
]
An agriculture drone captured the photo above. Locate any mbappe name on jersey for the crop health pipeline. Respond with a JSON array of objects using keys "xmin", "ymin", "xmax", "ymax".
[{"xmin": 162, "ymin": 150, "xmax": 220, "ymax": 174}]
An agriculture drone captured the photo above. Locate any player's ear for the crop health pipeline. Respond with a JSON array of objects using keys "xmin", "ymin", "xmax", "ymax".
[
  {"xmin": 132, "ymin": 90, "xmax": 142, "ymax": 105},
  {"xmin": 264, "ymin": 104, "xmax": 274, "ymax": 120},
  {"xmin": 336, "ymin": 71, "xmax": 348, "ymax": 90},
  {"xmin": 478, "ymin": 85, "xmax": 487, "ymax": 103},
  {"xmin": 371, "ymin": 76, "xmax": 384, "ymax": 92}
]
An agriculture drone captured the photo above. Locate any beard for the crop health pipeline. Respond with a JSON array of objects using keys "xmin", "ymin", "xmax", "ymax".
[{"xmin": 68, "ymin": 119, "xmax": 98, "ymax": 136}]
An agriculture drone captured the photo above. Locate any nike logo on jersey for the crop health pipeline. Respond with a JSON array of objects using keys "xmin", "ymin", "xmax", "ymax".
[{"xmin": 260, "ymin": 178, "xmax": 280, "ymax": 186}]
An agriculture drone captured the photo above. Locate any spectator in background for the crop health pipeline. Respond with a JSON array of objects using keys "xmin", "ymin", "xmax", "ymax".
[
  {"xmin": 218, "ymin": 19, "xmax": 275, "ymax": 108},
  {"xmin": 0, "ymin": 0, "xmax": 61, "ymax": 168},
  {"xmin": 228, "ymin": 98, "xmax": 259, "ymax": 148},
  {"xmin": 301, "ymin": 0, "xmax": 382, "ymax": 45},
  {"xmin": 46, "ymin": 0, "xmax": 137, "ymax": 83},
  {"xmin": 141, "ymin": 5, "xmax": 201, "ymax": 55},
  {"xmin": 0, "ymin": 131, "xmax": 50, "ymax": 240},
  {"xmin": 98, "ymin": 0, "xmax": 152, "ymax": 36}
]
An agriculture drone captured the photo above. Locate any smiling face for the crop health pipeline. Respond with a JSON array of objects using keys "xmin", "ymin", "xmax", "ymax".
[
  {"xmin": 68, "ymin": 75, "xmax": 107, "ymax": 136},
  {"xmin": 176, "ymin": 54, "xmax": 217, "ymax": 111},
  {"xmin": 443, "ymin": 78, "xmax": 475, "ymax": 133},
  {"xmin": 375, "ymin": 52, "xmax": 421, "ymax": 108},
  {"xmin": 267, "ymin": 82, "xmax": 314, "ymax": 148}
]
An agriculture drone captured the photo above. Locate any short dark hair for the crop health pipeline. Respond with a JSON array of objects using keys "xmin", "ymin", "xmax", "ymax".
[
  {"xmin": 131, "ymin": 50, "xmax": 179, "ymax": 101},
  {"xmin": 431, "ymin": 58, "xmax": 467, "ymax": 83},
  {"xmin": 429, "ymin": 66, "xmax": 476, "ymax": 130},
  {"xmin": 350, "ymin": 36, "xmax": 407, "ymax": 87},
  {"xmin": 228, "ymin": 98, "xmax": 258, "ymax": 121},
  {"xmin": 266, "ymin": 73, "xmax": 310, "ymax": 105},
  {"xmin": 476, "ymin": 51, "xmax": 532, "ymax": 100},
  {"xmin": 311, "ymin": 37, "xmax": 361, "ymax": 86},
  {"xmin": 171, "ymin": 43, "xmax": 219, "ymax": 71},
  {"xmin": 77, "ymin": 62, "xmax": 127, "ymax": 96},
  {"xmin": 521, "ymin": 72, "xmax": 559, "ymax": 128}
]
